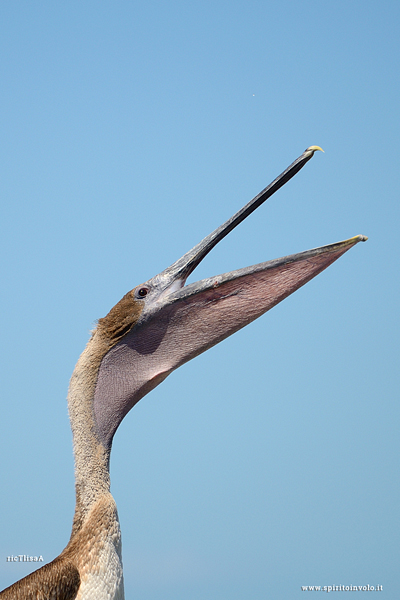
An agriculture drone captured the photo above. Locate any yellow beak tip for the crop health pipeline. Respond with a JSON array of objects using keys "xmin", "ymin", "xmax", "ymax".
[{"xmin": 307, "ymin": 145, "xmax": 324, "ymax": 153}]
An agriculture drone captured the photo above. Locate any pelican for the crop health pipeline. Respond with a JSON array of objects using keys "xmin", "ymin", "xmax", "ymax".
[{"xmin": 0, "ymin": 147, "xmax": 367, "ymax": 599}]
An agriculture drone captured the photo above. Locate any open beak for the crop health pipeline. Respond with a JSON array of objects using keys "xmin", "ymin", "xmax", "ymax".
[
  {"xmin": 94, "ymin": 146, "xmax": 367, "ymax": 447},
  {"xmin": 137, "ymin": 145, "xmax": 367, "ymax": 321}
]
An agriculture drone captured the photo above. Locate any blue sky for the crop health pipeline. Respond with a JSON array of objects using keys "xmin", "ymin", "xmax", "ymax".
[{"xmin": 0, "ymin": 1, "xmax": 398, "ymax": 598}]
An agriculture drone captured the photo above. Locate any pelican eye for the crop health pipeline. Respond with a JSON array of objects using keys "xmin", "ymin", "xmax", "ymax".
[{"xmin": 136, "ymin": 287, "xmax": 149, "ymax": 298}]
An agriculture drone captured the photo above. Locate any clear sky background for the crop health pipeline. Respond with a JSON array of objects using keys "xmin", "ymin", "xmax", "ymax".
[{"xmin": 0, "ymin": 2, "xmax": 398, "ymax": 598}]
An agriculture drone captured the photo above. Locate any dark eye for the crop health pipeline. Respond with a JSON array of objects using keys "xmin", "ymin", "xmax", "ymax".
[{"xmin": 137, "ymin": 287, "xmax": 149, "ymax": 298}]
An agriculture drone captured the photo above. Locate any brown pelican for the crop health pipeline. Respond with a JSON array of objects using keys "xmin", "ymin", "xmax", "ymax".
[{"xmin": 0, "ymin": 147, "xmax": 367, "ymax": 599}]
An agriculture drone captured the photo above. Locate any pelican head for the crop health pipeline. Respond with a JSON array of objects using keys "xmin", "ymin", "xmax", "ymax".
[{"xmin": 89, "ymin": 146, "xmax": 367, "ymax": 451}]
